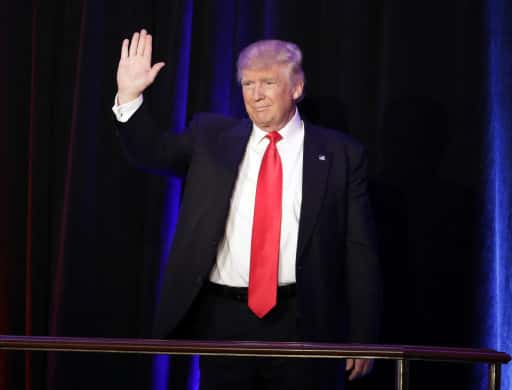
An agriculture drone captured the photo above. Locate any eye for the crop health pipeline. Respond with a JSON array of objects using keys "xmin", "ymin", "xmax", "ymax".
[{"xmin": 241, "ymin": 80, "xmax": 253, "ymax": 87}]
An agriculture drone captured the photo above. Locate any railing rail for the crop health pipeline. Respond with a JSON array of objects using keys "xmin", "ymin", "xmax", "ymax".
[{"xmin": 0, "ymin": 335, "xmax": 510, "ymax": 390}]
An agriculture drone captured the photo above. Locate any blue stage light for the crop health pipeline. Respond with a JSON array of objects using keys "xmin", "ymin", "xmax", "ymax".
[
  {"xmin": 485, "ymin": 0, "xmax": 512, "ymax": 388},
  {"xmin": 153, "ymin": 1, "xmax": 195, "ymax": 390}
]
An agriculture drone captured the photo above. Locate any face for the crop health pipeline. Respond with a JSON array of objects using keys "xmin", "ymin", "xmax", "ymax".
[{"xmin": 241, "ymin": 64, "xmax": 304, "ymax": 132}]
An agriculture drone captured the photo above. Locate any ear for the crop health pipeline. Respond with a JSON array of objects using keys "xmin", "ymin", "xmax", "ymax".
[{"xmin": 292, "ymin": 80, "xmax": 304, "ymax": 101}]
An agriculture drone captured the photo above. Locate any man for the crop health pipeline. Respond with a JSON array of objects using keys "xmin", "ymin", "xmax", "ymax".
[{"xmin": 113, "ymin": 29, "xmax": 381, "ymax": 389}]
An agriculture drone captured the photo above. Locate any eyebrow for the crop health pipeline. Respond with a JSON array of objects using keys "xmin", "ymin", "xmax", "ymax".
[{"xmin": 242, "ymin": 77, "xmax": 278, "ymax": 84}]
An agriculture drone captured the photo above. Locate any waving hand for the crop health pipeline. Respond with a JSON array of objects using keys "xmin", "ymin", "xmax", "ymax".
[{"xmin": 116, "ymin": 29, "xmax": 165, "ymax": 104}]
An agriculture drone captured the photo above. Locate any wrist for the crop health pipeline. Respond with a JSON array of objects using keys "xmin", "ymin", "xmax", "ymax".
[{"xmin": 117, "ymin": 91, "xmax": 141, "ymax": 105}]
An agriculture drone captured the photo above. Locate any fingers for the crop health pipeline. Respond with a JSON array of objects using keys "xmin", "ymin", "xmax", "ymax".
[
  {"xmin": 149, "ymin": 62, "xmax": 166, "ymax": 81},
  {"xmin": 125, "ymin": 29, "xmax": 152, "ymax": 60},
  {"xmin": 143, "ymin": 33, "xmax": 152, "ymax": 59},
  {"xmin": 120, "ymin": 39, "xmax": 129, "ymax": 59},
  {"xmin": 345, "ymin": 358, "xmax": 354, "ymax": 372},
  {"xmin": 346, "ymin": 358, "xmax": 374, "ymax": 381},
  {"xmin": 129, "ymin": 31, "xmax": 139, "ymax": 57},
  {"xmin": 137, "ymin": 29, "xmax": 147, "ymax": 56}
]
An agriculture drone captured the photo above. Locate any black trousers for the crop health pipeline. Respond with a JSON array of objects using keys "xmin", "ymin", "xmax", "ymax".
[{"xmin": 177, "ymin": 284, "xmax": 345, "ymax": 390}]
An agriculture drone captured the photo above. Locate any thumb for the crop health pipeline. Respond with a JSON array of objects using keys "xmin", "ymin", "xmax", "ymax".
[{"xmin": 149, "ymin": 62, "xmax": 166, "ymax": 82}]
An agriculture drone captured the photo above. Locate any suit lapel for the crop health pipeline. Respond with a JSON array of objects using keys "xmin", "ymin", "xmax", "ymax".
[
  {"xmin": 222, "ymin": 119, "xmax": 252, "ymax": 169},
  {"xmin": 212, "ymin": 119, "xmax": 252, "ymax": 203},
  {"xmin": 296, "ymin": 122, "xmax": 330, "ymax": 262}
]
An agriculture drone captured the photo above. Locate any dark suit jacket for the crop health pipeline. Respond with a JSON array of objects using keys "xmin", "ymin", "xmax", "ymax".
[{"xmin": 116, "ymin": 103, "xmax": 381, "ymax": 343}]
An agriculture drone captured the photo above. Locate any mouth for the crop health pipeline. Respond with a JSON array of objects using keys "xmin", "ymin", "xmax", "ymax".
[{"xmin": 254, "ymin": 106, "xmax": 270, "ymax": 112}]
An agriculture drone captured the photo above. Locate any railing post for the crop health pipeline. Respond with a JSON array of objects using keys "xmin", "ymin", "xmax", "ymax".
[
  {"xmin": 488, "ymin": 363, "xmax": 501, "ymax": 390},
  {"xmin": 395, "ymin": 359, "xmax": 410, "ymax": 390}
]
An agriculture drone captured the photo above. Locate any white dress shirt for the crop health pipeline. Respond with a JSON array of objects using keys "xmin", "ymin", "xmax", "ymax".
[
  {"xmin": 210, "ymin": 110, "xmax": 304, "ymax": 286},
  {"xmin": 112, "ymin": 97, "xmax": 304, "ymax": 287}
]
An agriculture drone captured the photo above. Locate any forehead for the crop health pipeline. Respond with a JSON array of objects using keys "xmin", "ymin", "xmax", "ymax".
[{"xmin": 240, "ymin": 64, "xmax": 289, "ymax": 81}]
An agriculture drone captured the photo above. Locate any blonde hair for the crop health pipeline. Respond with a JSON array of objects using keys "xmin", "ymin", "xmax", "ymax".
[{"xmin": 237, "ymin": 40, "xmax": 305, "ymax": 89}]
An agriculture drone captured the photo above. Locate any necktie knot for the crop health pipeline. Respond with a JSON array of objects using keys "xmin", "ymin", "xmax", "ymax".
[{"xmin": 266, "ymin": 131, "xmax": 282, "ymax": 144}]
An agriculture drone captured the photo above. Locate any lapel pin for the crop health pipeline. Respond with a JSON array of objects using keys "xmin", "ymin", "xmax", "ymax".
[{"xmin": 318, "ymin": 154, "xmax": 326, "ymax": 161}]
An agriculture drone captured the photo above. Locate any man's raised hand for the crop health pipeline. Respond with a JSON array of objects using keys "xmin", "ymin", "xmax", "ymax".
[{"xmin": 116, "ymin": 29, "xmax": 165, "ymax": 104}]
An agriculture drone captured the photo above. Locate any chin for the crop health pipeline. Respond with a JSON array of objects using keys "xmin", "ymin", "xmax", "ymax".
[
  {"xmin": 253, "ymin": 118, "xmax": 272, "ymax": 128},
  {"xmin": 254, "ymin": 123, "xmax": 269, "ymax": 131}
]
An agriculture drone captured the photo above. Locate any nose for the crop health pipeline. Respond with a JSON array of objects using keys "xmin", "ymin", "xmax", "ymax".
[{"xmin": 252, "ymin": 84, "xmax": 265, "ymax": 101}]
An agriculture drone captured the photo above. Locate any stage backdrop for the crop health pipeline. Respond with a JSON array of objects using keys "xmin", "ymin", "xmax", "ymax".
[{"xmin": 1, "ymin": 1, "xmax": 511, "ymax": 390}]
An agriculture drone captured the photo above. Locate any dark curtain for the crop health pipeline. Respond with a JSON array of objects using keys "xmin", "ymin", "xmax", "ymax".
[{"xmin": 1, "ymin": 0, "xmax": 508, "ymax": 389}]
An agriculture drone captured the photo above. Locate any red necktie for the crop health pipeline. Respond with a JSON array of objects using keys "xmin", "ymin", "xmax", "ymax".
[{"xmin": 248, "ymin": 131, "xmax": 283, "ymax": 318}]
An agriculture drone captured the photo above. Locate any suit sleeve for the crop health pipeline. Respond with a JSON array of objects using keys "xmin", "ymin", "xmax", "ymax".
[
  {"xmin": 344, "ymin": 143, "xmax": 382, "ymax": 343},
  {"xmin": 113, "ymin": 102, "xmax": 194, "ymax": 177}
]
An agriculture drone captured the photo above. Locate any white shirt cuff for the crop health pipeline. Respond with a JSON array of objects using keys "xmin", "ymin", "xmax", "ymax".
[{"xmin": 112, "ymin": 94, "xmax": 143, "ymax": 123}]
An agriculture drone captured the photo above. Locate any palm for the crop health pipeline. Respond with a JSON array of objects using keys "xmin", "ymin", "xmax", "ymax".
[
  {"xmin": 117, "ymin": 56, "xmax": 152, "ymax": 93},
  {"xmin": 116, "ymin": 30, "xmax": 165, "ymax": 103}
]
